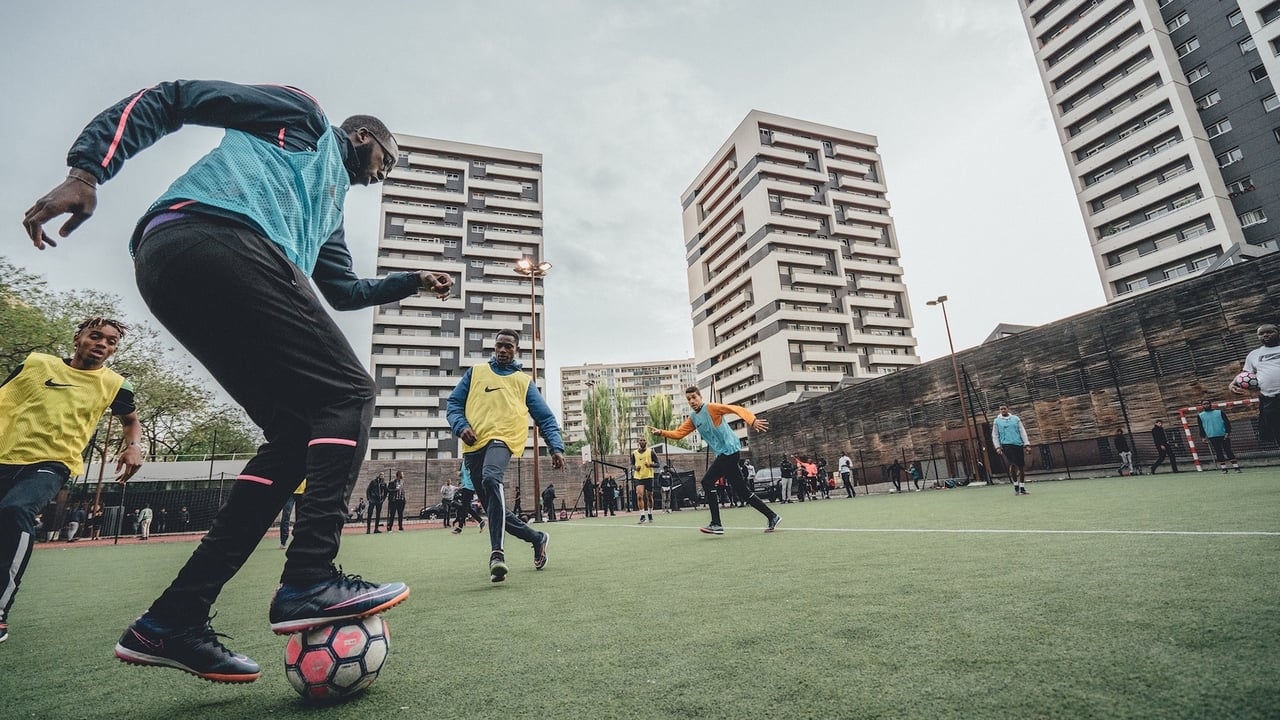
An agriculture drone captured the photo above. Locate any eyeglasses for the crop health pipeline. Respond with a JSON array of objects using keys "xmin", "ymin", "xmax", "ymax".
[{"xmin": 361, "ymin": 128, "xmax": 397, "ymax": 174}]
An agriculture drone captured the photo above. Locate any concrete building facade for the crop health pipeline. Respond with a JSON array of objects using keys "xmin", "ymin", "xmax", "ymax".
[
  {"xmin": 679, "ymin": 110, "xmax": 920, "ymax": 429},
  {"xmin": 1020, "ymin": 0, "xmax": 1280, "ymax": 302},
  {"xmin": 368, "ymin": 134, "xmax": 545, "ymax": 461},
  {"xmin": 560, "ymin": 358, "xmax": 697, "ymax": 447}
]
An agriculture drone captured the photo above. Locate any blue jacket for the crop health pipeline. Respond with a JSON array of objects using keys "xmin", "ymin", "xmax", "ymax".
[
  {"xmin": 446, "ymin": 356, "xmax": 565, "ymax": 453},
  {"xmin": 67, "ymin": 79, "xmax": 422, "ymax": 310}
]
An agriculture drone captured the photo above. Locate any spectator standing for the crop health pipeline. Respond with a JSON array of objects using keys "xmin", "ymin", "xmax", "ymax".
[
  {"xmin": 909, "ymin": 462, "xmax": 923, "ymax": 491},
  {"xmin": 583, "ymin": 475, "xmax": 598, "ymax": 517},
  {"xmin": 648, "ymin": 386, "xmax": 780, "ymax": 536},
  {"xmin": 1114, "ymin": 431, "xmax": 1136, "ymax": 476},
  {"xmin": 156, "ymin": 508, "xmax": 167, "ymax": 534},
  {"xmin": 178, "ymin": 506, "xmax": 189, "ymax": 532},
  {"xmin": 992, "ymin": 404, "xmax": 1032, "ymax": 495},
  {"xmin": 600, "ymin": 476, "xmax": 619, "ymax": 516},
  {"xmin": 365, "ymin": 472, "xmax": 387, "ymax": 534},
  {"xmin": 1234, "ymin": 323, "xmax": 1280, "ymax": 446},
  {"xmin": 838, "ymin": 452, "xmax": 855, "ymax": 497},
  {"xmin": 1197, "ymin": 401, "xmax": 1242, "ymax": 473},
  {"xmin": 1149, "ymin": 420, "xmax": 1180, "ymax": 474},
  {"xmin": 385, "ymin": 471, "xmax": 406, "ymax": 532},
  {"xmin": 441, "ymin": 477, "xmax": 458, "ymax": 528},
  {"xmin": 779, "ymin": 457, "xmax": 794, "ymax": 503},
  {"xmin": 889, "ymin": 460, "xmax": 903, "ymax": 493},
  {"xmin": 138, "ymin": 504, "xmax": 153, "ymax": 541},
  {"xmin": 541, "ymin": 483, "xmax": 557, "ymax": 523}
]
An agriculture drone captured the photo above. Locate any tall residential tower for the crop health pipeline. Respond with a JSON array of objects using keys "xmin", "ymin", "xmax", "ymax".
[
  {"xmin": 1020, "ymin": 0, "xmax": 1279, "ymax": 301},
  {"xmin": 680, "ymin": 110, "xmax": 919, "ymax": 421},
  {"xmin": 369, "ymin": 134, "xmax": 545, "ymax": 461}
]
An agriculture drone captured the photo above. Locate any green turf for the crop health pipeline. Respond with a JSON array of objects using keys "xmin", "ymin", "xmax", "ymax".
[{"xmin": 5, "ymin": 471, "xmax": 1279, "ymax": 719}]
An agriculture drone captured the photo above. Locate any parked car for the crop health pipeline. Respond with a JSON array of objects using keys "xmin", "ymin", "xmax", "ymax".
[
  {"xmin": 419, "ymin": 502, "xmax": 449, "ymax": 520},
  {"xmin": 750, "ymin": 467, "xmax": 783, "ymax": 502}
]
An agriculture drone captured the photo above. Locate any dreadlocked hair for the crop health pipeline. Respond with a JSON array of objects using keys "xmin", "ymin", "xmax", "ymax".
[{"xmin": 75, "ymin": 317, "xmax": 129, "ymax": 339}]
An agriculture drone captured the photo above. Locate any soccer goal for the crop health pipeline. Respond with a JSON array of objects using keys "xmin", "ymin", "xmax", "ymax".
[{"xmin": 1176, "ymin": 397, "xmax": 1261, "ymax": 472}]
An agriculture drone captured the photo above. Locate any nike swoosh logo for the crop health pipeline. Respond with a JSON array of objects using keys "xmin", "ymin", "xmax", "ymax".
[
  {"xmin": 45, "ymin": 379, "xmax": 75, "ymax": 387},
  {"xmin": 484, "ymin": 386, "xmax": 501, "ymax": 392},
  {"xmin": 130, "ymin": 629, "xmax": 163, "ymax": 650}
]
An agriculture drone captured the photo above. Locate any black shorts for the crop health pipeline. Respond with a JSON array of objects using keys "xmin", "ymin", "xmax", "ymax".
[
  {"xmin": 634, "ymin": 480, "xmax": 653, "ymax": 491},
  {"xmin": 1001, "ymin": 444, "xmax": 1026, "ymax": 468}
]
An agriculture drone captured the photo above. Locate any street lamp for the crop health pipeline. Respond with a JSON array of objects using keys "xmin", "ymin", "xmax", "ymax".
[
  {"xmin": 514, "ymin": 257, "xmax": 552, "ymax": 521},
  {"xmin": 926, "ymin": 295, "xmax": 981, "ymax": 483}
]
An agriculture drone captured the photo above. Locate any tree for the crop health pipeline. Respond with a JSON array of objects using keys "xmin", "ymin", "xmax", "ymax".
[
  {"xmin": 583, "ymin": 383, "xmax": 614, "ymax": 459},
  {"xmin": 647, "ymin": 392, "xmax": 693, "ymax": 450}
]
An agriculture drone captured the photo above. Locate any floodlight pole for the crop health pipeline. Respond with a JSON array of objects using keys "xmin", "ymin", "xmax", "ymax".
[
  {"xmin": 515, "ymin": 257, "xmax": 552, "ymax": 522},
  {"xmin": 928, "ymin": 295, "xmax": 981, "ymax": 482}
]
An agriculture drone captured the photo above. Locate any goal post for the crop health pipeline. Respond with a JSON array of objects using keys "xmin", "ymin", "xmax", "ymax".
[{"xmin": 1176, "ymin": 397, "xmax": 1261, "ymax": 472}]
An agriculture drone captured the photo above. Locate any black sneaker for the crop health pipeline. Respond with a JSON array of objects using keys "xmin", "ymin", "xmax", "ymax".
[
  {"xmin": 699, "ymin": 524, "xmax": 725, "ymax": 535},
  {"xmin": 489, "ymin": 551, "xmax": 508, "ymax": 583},
  {"xmin": 765, "ymin": 514, "xmax": 782, "ymax": 533},
  {"xmin": 0, "ymin": 621, "xmax": 7, "ymax": 644},
  {"xmin": 268, "ymin": 566, "xmax": 409, "ymax": 634},
  {"xmin": 533, "ymin": 532, "xmax": 549, "ymax": 570},
  {"xmin": 115, "ymin": 614, "xmax": 260, "ymax": 683},
  {"xmin": 451, "ymin": 526, "xmax": 462, "ymax": 535}
]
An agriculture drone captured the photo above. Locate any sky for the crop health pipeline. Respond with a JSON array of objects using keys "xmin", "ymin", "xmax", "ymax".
[{"xmin": 0, "ymin": 0, "xmax": 1105, "ymax": 413}]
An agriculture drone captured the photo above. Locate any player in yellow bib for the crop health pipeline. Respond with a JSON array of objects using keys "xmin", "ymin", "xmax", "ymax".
[
  {"xmin": 447, "ymin": 330, "xmax": 565, "ymax": 583},
  {"xmin": 632, "ymin": 437, "xmax": 658, "ymax": 524},
  {"xmin": 0, "ymin": 318, "xmax": 143, "ymax": 644}
]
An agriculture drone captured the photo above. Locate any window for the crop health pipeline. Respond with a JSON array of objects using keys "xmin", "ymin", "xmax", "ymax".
[
  {"xmin": 1217, "ymin": 147, "xmax": 1243, "ymax": 167},
  {"xmin": 1195, "ymin": 90, "xmax": 1222, "ymax": 109},
  {"xmin": 472, "ymin": 160, "xmax": 485, "ymax": 168},
  {"xmin": 1239, "ymin": 209, "xmax": 1268, "ymax": 227},
  {"xmin": 1261, "ymin": 2, "xmax": 1280, "ymax": 25},
  {"xmin": 469, "ymin": 260, "xmax": 484, "ymax": 268},
  {"xmin": 1227, "ymin": 177, "xmax": 1253, "ymax": 195},
  {"xmin": 1206, "ymin": 118, "xmax": 1233, "ymax": 138},
  {"xmin": 1092, "ymin": 168, "xmax": 1114, "ymax": 184},
  {"xmin": 1240, "ymin": 37, "xmax": 1257, "ymax": 54},
  {"xmin": 1126, "ymin": 277, "xmax": 1150, "ymax": 292},
  {"xmin": 1167, "ymin": 12, "xmax": 1189, "ymax": 31},
  {"xmin": 1176, "ymin": 37, "xmax": 1200, "ymax": 57},
  {"xmin": 1228, "ymin": 9, "xmax": 1244, "ymax": 26},
  {"xmin": 1186, "ymin": 64, "xmax": 1210, "ymax": 83},
  {"xmin": 445, "ymin": 206, "xmax": 458, "ymax": 214},
  {"xmin": 1266, "ymin": 95, "xmax": 1280, "ymax": 112},
  {"xmin": 1183, "ymin": 223, "xmax": 1209, "ymax": 239},
  {"xmin": 1164, "ymin": 265, "xmax": 1190, "ymax": 280},
  {"xmin": 1251, "ymin": 64, "xmax": 1269, "ymax": 83}
]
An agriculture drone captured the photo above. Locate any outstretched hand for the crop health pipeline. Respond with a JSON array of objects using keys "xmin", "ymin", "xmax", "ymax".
[
  {"xmin": 751, "ymin": 418, "xmax": 770, "ymax": 433},
  {"xmin": 23, "ymin": 173, "xmax": 99, "ymax": 250},
  {"xmin": 551, "ymin": 452, "xmax": 565, "ymax": 470},
  {"xmin": 419, "ymin": 271, "xmax": 454, "ymax": 300},
  {"xmin": 115, "ymin": 445, "xmax": 144, "ymax": 482}
]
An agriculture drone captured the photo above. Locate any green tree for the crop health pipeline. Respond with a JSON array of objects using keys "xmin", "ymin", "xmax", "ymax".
[
  {"xmin": 583, "ymin": 383, "xmax": 614, "ymax": 458},
  {"xmin": 647, "ymin": 392, "xmax": 693, "ymax": 449}
]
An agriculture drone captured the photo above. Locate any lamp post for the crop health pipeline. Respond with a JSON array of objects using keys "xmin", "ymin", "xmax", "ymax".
[
  {"xmin": 515, "ymin": 257, "xmax": 552, "ymax": 522},
  {"xmin": 926, "ymin": 295, "xmax": 981, "ymax": 482}
]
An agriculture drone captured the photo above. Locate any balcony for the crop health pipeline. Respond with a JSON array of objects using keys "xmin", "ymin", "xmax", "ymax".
[
  {"xmin": 781, "ymin": 197, "xmax": 833, "ymax": 217},
  {"xmin": 791, "ymin": 270, "xmax": 845, "ymax": 288},
  {"xmin": 854, "ymin": 276, "xmax": 906, "ymax": 293},
  {"xmin": 468, "ymin": 177, "xmax": 523, "ymax": 194},
  {"xmin": 832, "ymin": 143, "xmax": 879, "ymax": 164},
  {"xmin": 868, "ymin": 352, "xmax": 919, "ymax": 366},
  {"xmin": 404, "ymin": 220, "xmax": 463, "ymax": 237}
]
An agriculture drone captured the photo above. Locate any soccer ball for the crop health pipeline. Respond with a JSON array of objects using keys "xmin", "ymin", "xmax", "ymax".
[
  {"xmin": 1232, "ymin": 370, "xmax": 1260, "ymax": 393},
  {"xmin": 284, "ymin": 615, "xmax": 390, "ymax": 704}
]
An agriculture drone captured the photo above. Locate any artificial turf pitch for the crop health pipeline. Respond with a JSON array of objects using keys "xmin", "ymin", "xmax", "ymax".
[{"xmin": 5, "ymin": 470, "xmax": 1278, "ymax": 719}]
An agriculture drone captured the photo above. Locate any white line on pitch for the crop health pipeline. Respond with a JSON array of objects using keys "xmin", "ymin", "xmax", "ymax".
[{"xmin": 574, "ymin": 524, "xmax": 1280, "ymax": 537}]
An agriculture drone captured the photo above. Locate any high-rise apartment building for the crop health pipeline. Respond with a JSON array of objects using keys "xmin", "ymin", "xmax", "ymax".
[
  {"xmin": 560, "ymin": 359, "xmax": 697, "ymax": 447},
  {"xmin": 368, "ymin": 134, "xmax": 545, "ymax": 461},
  {"xmin": 1020, "ymin": 0, "xmax": 1279, "ymax": 301},
  {"xmin": 680, "ymin": 110, "xmax": 919, "ymax": 422}
]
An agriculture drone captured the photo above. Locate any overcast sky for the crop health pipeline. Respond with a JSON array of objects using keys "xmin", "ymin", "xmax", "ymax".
[{"xmin": 0, "ymin": 0, "xmax": 1104, "ymax": 412}]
